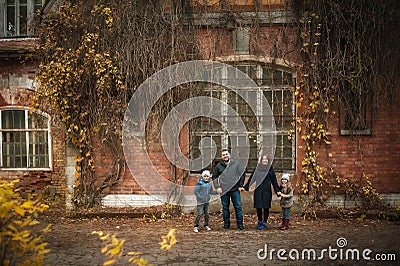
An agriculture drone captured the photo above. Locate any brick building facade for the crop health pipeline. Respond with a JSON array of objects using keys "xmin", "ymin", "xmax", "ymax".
[
  {"xmin": 1, "ymin": 0, "xmax": 399, "ymax": 209},
  {"xmin": 0, "ymin": 39, "xmax": 66, "ymax": 204}
]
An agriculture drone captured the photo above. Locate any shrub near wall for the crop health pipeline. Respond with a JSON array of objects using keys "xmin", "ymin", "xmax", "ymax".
[{"xmin": 0, "ymin": 179, "xmax": 50, "ymax": 265}]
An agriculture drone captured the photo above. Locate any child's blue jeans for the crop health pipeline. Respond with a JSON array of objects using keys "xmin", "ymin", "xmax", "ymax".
[
  {"xmin": 194, "ymin": 202, "xmax": 210, "ymax": 227},
  {"xmin": 282, "ymin": 207, "xmax": 291, "ymax": 219}
]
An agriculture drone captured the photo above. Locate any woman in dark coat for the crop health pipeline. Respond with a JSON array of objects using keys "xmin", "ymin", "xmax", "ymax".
[{"xmin": 243, "ymin": 155, "xmax": 280, "ymax": 229}]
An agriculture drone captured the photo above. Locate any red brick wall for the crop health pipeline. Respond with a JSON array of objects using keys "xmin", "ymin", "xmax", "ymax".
[
  {"xmin": 92, "ymin": 138, "xmax": 142, "ymax": 195},
  {"xmin": 107, "ymin": 22, "xmax": 400, "ymax": 195},
  {"xmin": 2, "ymin": 5, "xmax": 399, "ymax": 204},
  {"xmin": 316, "ymin": 95, "xmax": 400, "ymax": 193},
  {"xmin": 294, "ymin": 84, "xmax": 400, "ymax": 194},
  {"xmin": 0, "ymin": 58, "xmax": 66, "ymax": 204}
]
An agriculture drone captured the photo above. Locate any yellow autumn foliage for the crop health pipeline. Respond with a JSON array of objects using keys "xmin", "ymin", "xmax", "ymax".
[
  {"xmin": 0, "ymin": 179, "xmax": 50, "ymax": 266},
  {"xmin": 92, "ymin": 228, "xmax": 176, "ymax": 266}
]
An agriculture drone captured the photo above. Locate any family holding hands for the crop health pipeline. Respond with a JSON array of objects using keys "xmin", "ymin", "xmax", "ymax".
[{"xmin": 194, "ymin": 149, "xmax": 293, "ymax": 232}]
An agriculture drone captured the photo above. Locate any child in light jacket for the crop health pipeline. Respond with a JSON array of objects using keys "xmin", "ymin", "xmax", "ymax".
[{"xmin": 278, "ymin": 173, "xmax": 293, "ymax": 230}]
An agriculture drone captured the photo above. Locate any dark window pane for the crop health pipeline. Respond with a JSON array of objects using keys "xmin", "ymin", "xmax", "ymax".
[
  {"xmin": 34, "ymin": 0, "xmax": 42, "ymax": 10},
  {"xmin": 7, "ymin": 1, "xmax": 16, "ymax": 36},
  {"xmin": 281, "ymin": 159, "xmax": 292, "ymax": 169},
  {"xmin": 282, "ymin": 116, "xmax": 293, "ymax": 130},
  {"xmin": 2, "ymin": 110, "xmax": 25, "ymax": 129},
  {"xmin": 262, "ymin": 67, "xmax": 272, "ymax": 85},
  {"xmin": 28, "ymin": 112, "xmax": 48, "ymax": 128},
  {"xmin": 273, "ymin": 70, "xmax": 283, "ymax": 85},
  {"xmin": 249, "ymin": 65, "xmax": 257, "ymax": 81},
  {"xmin": 233, "ymin": 28, "xmax": 250, "ymax": 54},
  {"xmin": 2, "ymin": 131, "xmax": 27, "ymax": 168},
  {"xmin": 263, "ymin": 91, "xmax": 272, "ymax": 107},
  {"xmin": 227, "ymin": 90, "xmax": 237, "ymax": 110},
  {"xmin": 283, "ymin": 146, "xmax": 292, "ymax": 158},
  {"xmin": 273, "ymin": 159, "xmax": 283, "ymax": 170},
  {"xmin": 19, "ymin": 2, "xmax": 28, "ymax": 35},
  {"xmin": 283, "ymin": 90, "xmax": 293, "ymax": 115},
  {"xmin": 283, "ymin": 71, "xmax": 293, "ymax": 85},
  {"xmin": 244, "ymin": 115, "xmax": 257, "ymax": 132}
]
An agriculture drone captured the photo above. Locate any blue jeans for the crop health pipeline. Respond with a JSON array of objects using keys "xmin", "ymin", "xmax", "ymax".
[
  {"xmin": 282, "ymin": 207, "xmax": 291, "ymax": 219},
  {"xmin": 194, "ymin": 203, "xmax": 210, "ymax": 227},
  {"xmin": 220, "ymin": 190, "xmax": 243, "ymax": 228}
]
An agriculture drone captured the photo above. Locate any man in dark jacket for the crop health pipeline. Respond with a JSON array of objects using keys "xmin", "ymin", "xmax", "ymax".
[{"xmin": 212, "ymin": 149, "xmax": 246, "ymax": 230}]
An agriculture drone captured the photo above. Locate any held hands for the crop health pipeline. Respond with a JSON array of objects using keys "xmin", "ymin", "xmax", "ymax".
[
  {"xmin": 216, "ymin": 187, "xmax": 223, "ymax": 194},
  {"xmin": 238, "ymin": 187, "xmax": 245, "ymax": 192},
  {"xmin": 277, "ymin": 191, "xmax": 282, "ymax": 197}
]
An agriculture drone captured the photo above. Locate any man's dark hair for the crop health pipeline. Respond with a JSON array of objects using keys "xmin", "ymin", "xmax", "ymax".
[{"xmin": 221, "ymin": 148, "xmax": 230, "ymax": 154}]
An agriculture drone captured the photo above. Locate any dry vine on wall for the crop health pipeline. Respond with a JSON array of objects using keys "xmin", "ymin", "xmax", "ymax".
[
  {"xmin": 290, "ymin": 0, "xmax": 399, "ymax": 213},
  {"xmin": 33, "ymin": 0, "xmax": 201, "ymax": 208},
  {"xmin": 32, "ymin": 0, "xmax": 399, "ymax": 211}
]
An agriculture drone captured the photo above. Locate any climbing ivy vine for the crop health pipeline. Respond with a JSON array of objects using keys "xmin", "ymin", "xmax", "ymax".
[
  {"xmin": 31, "ymin": 0, "xmax": 399, "ymax": 211},
  {"xmin": 290, "ymin": 0, "xmax": 399, "ymax": 211},
  {"xmin": 33, "ymin": 0, "xmax": 199, "ymax": 208}
]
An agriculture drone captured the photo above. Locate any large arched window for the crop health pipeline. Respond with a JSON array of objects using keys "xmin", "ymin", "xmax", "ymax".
[
  {"xmin": 0, "ymin": 108, "xmax": 50, "ymax": 169},
  {"xmin": 189, "ymin": 62, "xmax": 296, "ymax": 172}
]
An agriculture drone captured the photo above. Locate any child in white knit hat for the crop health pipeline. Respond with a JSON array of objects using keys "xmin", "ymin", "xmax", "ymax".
[
  {"xmin": 193, "ymin": 170, "xmax": 217, "ymax": 232},
  {"xmin": 278, "ymin": 173, "xmax": 293, "ymax": 230}
]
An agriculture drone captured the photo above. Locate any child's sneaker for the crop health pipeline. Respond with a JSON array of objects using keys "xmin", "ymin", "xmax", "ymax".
[
  {"xmin": 194, "ymin": 227, "xmax": 199, "ymax": 233},
  {"xmin": 205, "ymin": 226, "xmax": 212, "ymax": 231}
]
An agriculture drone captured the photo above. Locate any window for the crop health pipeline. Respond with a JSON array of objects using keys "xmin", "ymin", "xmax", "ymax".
[
  {"xmin": 233, "ymin": 28, "xmax": 250, "ymax": 54},
  {"xmin": 339, "ymin": 84, "xmax": 372, "ymax": 136},
  {"xmin": 0, "ymin": 109, "xmax": 50, "ymax": 169},
  {"xmin": 2, "ymin": 0, "xmax": 42, "ymax": 37},
  {"xmin": 189, "ymin": 62, "xmax": 295, "ymax": 172}
]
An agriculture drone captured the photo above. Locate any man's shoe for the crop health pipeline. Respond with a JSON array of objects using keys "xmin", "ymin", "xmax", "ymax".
[
  {"xmin": 223, "ymin": 225, "xmax": 230, "ymax": 230},
  {"xmin": 205, "ymin": 226, "xmax": 212, "ymax": 231},
  {"xmin": 194, "ymin": 227, "xmax": 199, "ymax": 233},
  {"xmin": 238, "ymin": 225, "xmax": 245, "ymax": 230}
]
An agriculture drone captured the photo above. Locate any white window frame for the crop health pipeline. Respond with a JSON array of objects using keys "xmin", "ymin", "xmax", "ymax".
[{"xmin": 0, "ymin": 107, "xmax": 52, "ymax": 170}]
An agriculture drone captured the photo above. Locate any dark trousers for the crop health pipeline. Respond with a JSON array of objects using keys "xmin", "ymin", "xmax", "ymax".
[{"xmin": 256, "ymin": 208, "xmax": 270, "ymax": 222}]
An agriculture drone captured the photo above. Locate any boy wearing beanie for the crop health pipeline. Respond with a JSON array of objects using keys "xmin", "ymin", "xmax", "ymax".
[{"xmin": 194, "ymin": 170, "xmax": 217, "ymax": 232}]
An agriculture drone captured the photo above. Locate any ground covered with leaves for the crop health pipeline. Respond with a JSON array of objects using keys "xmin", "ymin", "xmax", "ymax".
[{"xmin": 32, "ymin": 207, "xmax": 400, "ymax": 265}]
